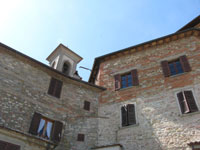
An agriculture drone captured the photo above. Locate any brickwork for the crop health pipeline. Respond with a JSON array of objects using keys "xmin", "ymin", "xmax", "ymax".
[
  {"xmin": 0, "ymin": 46, "xmax": 102, "ymax": 150},
  {"xmin": 96, "ymin": 35, "xmax": 200, "ymax": 150},
  {"xmin": 195, "ymin": 23, "xmax": 200, "ymax": 28}
]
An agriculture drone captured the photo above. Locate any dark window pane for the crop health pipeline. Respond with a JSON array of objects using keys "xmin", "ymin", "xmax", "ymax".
[
  {"xmin": 121, "ymin": 76, "xmax": 126, "ymax": 81},
  {"xmin": 127, "ymin": 74, "xmax": 133, "ymax": 87},
  {"xmin": 176, "ymin": 61, "xmax": 184, "ymax": 74},
  {"xmin": 121, "ymin": 80, "xmax": 126, "ymax": 88},
  {"xmin": 121, "ymin": 73, "xmax": 133, "ymax": 88},
  {"xmin": 169, "ymin": 63, "xmax": 176, "ymax": 75}
]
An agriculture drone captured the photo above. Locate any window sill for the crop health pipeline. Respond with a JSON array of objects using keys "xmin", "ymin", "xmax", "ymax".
[
  {"xmin": 117, "ymin": 85, "xmax": 138, "ymax": 91},
  {"xmin": 46, "ymin": 93, "xmax": 61, "ymax": 100},
  {"xmin": 119, "ymin": 123, "xmax": 139, "ymax": 130},
  {"xmin": 168, "ymin": 72, "xmax": 186, "ymax": 78},
  {"xmin": 179, "ymin": 111, "xmax": 200, "ymax": 117}
]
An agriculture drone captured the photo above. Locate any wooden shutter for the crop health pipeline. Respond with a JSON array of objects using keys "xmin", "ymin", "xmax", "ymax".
[
  {"xmin": 55, "ymin": 80, "xmax": 63, "ymax": 98},
  {"xmin": 6, "ymin": 143, "xmax": 20, "ymax": 150},
  {"xmin": 77, "ymin": 134, "xmax": 85, "ymax": 141},
  {"xmin": 48, "ymin": 78, "xmax": 56, "ymax": 95},
  {"xmin": 29, "ymin": 112, "xmax": 42, "ymax": 135},
  {"xmin": 0, "ymin": 140, "xmax": 7, "ymax": 150},
  {"xmin": 180, "ymin": 55, "xmax": 191, "ymax": 72},
  {"xmin": 161, "ymin": 60, "xmax": 170, "ymax": 77},
  {"xmin": 121, "ymin": 106, "xmax": 128, "ymax": 126},
  {"xmin": 0, "ymin": 140, "xmax": 20, "ymax": 150},
  {"xmin": 177, "ymin": 92, "xmax": 190, "ymax": 114},
  {"xmin": 127, "ymin": 104, "xmax": 136, "ymax": 125},
  {"xmin": 51, "ymin": 121, "xmax": 63, "ymax": 142},
  {"xmin": 131, "ymin": 69, "xmax": 139, "ymax": 86},
  {"xmin": 48, "ymin": 78, "xmax": 63, "ymax": 98},
  {"xmin": 84, "ymin": 101, "xmax": 90, "ymax": 111},
  {"xmin": 184, "ymin": 91, "xmax": 198, "ymax": 112},
  {"xmin": 114, "ymin": 74, "xmax": 121, "ymax": 90}
]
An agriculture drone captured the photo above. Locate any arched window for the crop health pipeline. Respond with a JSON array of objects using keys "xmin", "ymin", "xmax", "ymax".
[
  {"xmin": 62, "ymin": 62, "xmax": 70, "ymax": 75},
  {"xmin": 52, "ymin": 62, "xmax": 55, "ymax": 69}
]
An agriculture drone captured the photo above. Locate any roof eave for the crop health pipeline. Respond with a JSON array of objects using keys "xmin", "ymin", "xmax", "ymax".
[
  {"xmin": 177, "ymin": 15, "xmax": 200, "ymax": 32},
  {"xmin": 0, "ymin": 42, "xmax": 105, "ymax": 91},
  {"xmin": 89, "ymin": 28, "xmax": 200, "ymax": 83}
]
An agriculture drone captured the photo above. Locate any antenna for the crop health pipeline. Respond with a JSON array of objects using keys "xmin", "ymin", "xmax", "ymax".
[{"xmin": 79, "ymin": 66, "xmax": 92, "ymax": 71}]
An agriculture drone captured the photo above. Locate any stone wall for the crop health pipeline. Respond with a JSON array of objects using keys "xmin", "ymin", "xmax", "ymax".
[
  {"xmin": 96, "ymin": 35, "xmax": 200, "ymax": 150},
  {"xmin": 0, "ymin": 45, "xmax": 102, "ymax": 150}
]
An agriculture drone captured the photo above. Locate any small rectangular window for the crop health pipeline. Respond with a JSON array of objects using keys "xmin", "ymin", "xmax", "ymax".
[
  {"xmin": 77, "ymin": 134, "xmax": 85, "ymax": 142},
  {"xmin": 161, "ymin": 55, "xmax": 191, "ymax": 77},
  {"xmin": 0, "ymin": 140, "xmax": 20, "ymax": 150},
  {"xmin": 190, "ymin": 143, "xmax": 200, "ymax": 150},
  {"xmin": 177, "ymin": 90, "xmax": 198, "ymax": 114},
  {"xmin": 48, "ymin": 77, "xmax": 63, "ymax": 98},
  {"xmin": 168, "ymin": 59, "xmax": 184, "ymax": 75},
  {"xmin": 121, "ymin": 104, "xmax": 136, "ymax": 127},
  {"xmin": 121, "ymin": 73, "xmax": 133, "ymax": 89},
  {"xmin": 83, "ymin": 101, "xmax": 90, "ymax": 111},
  {"xmin": 114, "ymin": 69, "xmax": 139, "ymax": 90}
]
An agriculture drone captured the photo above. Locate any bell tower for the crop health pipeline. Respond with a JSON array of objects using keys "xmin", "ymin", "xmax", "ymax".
[{"xmin": 46, "ymin": 44, "xmax": 83, "ymax": 79}]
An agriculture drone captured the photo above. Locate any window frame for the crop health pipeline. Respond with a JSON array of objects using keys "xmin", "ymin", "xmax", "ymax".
[
  {"xmin": 190, "ymin": 143, "xmax": 200, "ymax": 150},
  {"xmin": 0, "ymin": 140, "xmax": 20, "ymax": 150},
  {"xmin": 121, "ymin": 72, "xmax": 133, "ymax": 89},
  {"xmin": 77, "ymin": 134, "xmax": 85, "ymax": 142},
  {"xmin": 29, "ymin": 112, "xmax": 63, "ymax": 143},
  {"xmin": 161, "ymin": 55, "xmax": 191, "ymax": 77},
  {"xmin": 48, "ymin": 77, "xmax": 63, "ymax": 98},
  {"xmin": 114, "ymin": 69, "xmax": 139, "ymax": 90},
  {"xmin": 83, "ymin": 101, "xmax": 91, "ymax": 111},
  {"xmin": 37, "ymin": 117, "xmax": 54, "ymax": 140},
  {"xmin": 168, "ymin": 58, "xmax": 184, "ymax": 76},
  {"xmin": 120, "ymin": 102, "xmax": 138, "ymax": 128},
  {"xmin": 175, "ymin": 88, "xmax": 199, "ymax": 115}
]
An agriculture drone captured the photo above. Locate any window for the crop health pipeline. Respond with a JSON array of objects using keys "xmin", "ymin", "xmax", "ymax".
[
  {"xmin": 176, "ymin": 90, "xmax": 198, "ymax": 114},
  {"xmin": 29, "ymin": 112, "xmax": 63, "ymax": 142},
  {"xmin": 62, "ymin": 62, "xmax": 70, "ymax": 75},
  {"xmin": 168, "ymin": 59, "xmax": 184, "ymax": 75},
  {"xmin": 121, "ymin": 104, "xmax": 136, "ymax": 127},
  {"xmin": 121, "ymin": 73, "xmax": 133, "ymax": 88},
  {"xmin": 37, "ymin": 117, "xmax": 53, "ymax": 140},
  {"xmin": 48, "ymin": 77, "xmax": 63, "ymax": 98},
  {"xmin": 84, "ymin": 101, "xmax": 90, "ymax": 111},
  {"xmin": 51, "ymin": 61, "xmax": 56, "ymax": 69},
  {"xmin": 114, "ymin": 69, "xmax": 139, "ymax": 90},
  {"xmin": 77, "ymin": 134, "xmax": 85, "ymax": 142},
  {"xmin": 161, "ymin": 55, "xmax": 191, "ymax": 77},
  {"xmin": 0, "ymin": 140, "xmax": 20, "ymax": 150},
  {"xmin": 189, "ymin": 143, "xmax": 200, "ymax": 150}
]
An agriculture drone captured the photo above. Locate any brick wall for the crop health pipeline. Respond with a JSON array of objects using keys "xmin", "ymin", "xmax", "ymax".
[{"xmin": 96, "ymin": 35, "xmax": 200, "ymax": 150}]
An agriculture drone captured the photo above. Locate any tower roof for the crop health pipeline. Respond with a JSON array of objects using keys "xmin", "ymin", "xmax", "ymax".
[{"xmin": 46, "ymin": 43, "xmax": 83, "ymax": 63}]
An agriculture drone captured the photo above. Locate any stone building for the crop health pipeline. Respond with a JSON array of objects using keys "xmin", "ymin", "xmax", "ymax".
[{"xmin": 0, "ymin": 15, "xmax": 200, "ymax": 150}]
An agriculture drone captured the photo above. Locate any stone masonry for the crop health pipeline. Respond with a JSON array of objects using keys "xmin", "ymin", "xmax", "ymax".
[
  {"xmin": 0, "ymin": 45, "xmax": 104, "ymax": 150},
  {"xmin": 0, "ymin": 15, "xmax": 200, "ymax": 150},
  {"xmin": 95, "ymin": 35, "xmax": 200, "ymax": 150}
]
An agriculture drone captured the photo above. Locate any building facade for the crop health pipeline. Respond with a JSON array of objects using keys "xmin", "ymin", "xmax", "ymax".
[{"xmin": 0, "ymin": 16, "xmax": 200, "ymax": 150}]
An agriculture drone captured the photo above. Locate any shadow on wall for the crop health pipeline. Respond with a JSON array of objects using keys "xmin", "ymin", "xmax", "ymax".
[{"xmin": 116, "ymin": 88, "xmax": 200, "ymax": 150}]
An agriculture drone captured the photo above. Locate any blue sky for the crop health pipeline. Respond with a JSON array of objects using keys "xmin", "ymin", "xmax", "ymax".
[{"xmin": 0, "ymin": 0, "xmax": 200, "ymax": 81}]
